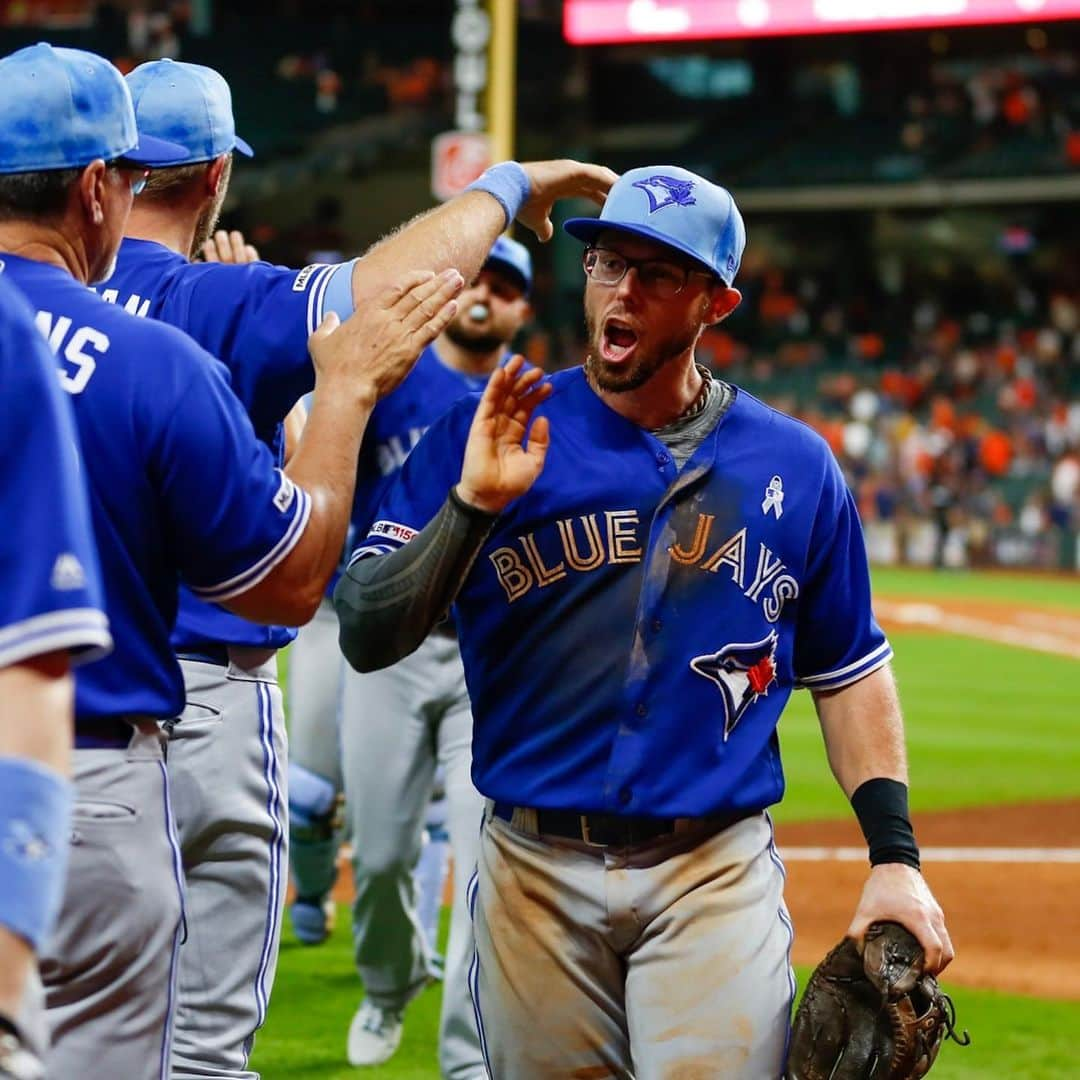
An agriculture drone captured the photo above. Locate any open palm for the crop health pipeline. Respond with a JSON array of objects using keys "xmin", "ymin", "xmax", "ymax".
[{"xmin": 457, "ymin": 356, "xmax": 552, "ymax": 514}]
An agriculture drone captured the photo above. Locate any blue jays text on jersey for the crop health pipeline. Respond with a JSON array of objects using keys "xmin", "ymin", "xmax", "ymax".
[
  {"xmin": 3, "ymin": 254, "xmax": 310, "ymax": 732},
  {"xmin": 98, "ymin": 237, "xmax": 354, "ymax": 651},
  {"xmin": 0, "ymin": 271, "xmax": 111, "ymax": 669},
  {"xmin": 350, "ymin": 367, "xmax": 891, "ymax": 819}
]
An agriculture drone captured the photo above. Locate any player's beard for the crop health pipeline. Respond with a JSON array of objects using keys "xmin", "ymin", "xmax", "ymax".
[
  {"xmin": 584, "ymin": 309, "xmax": 700, "ymax": 394},
  {"xmin": 443, "ymin": 307, "xmax": 508, "ymax": 355},
  {"xmin": 190, "ymin": 155, "xmax": 233, "ymax": 259}
]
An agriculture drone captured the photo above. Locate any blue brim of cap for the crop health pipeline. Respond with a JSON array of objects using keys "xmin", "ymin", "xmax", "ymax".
[
  {"xmin": 234, "ymin": 135, "xmax": 254, "ymax": 158},
  {"xmin": 483, "ymin": 255, "xmax": 530, "ymax": 295},
  {"xmin": 563, "ymin": 217, "xmax": 728, "ymax": 285},
  {"xmin": 123, "ymin": 132, "xmax": 189, "ymax": 166}
]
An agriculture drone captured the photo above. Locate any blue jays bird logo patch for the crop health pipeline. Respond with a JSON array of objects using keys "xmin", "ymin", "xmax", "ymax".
[
  {"xmin": 690, "ymin": 632, "xmax": 778, "ymax": 741},
  {"xmin": 633, "ymin": 175, "xmax": 697, "ymax": 213}
]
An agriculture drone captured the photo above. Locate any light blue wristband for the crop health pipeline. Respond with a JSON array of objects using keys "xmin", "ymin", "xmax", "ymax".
[
  {"xmin": 463, "ymin": 162, "xmax": 531, "ymax": 229},
  {"xmin": 0, "ymin": 756, "xmax": 73, "ymax": 952}
]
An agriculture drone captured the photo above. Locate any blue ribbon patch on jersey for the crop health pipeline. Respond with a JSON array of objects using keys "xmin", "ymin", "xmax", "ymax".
[{"xmin": 689, "ymin": 631, "xmax": 778, "ymax": 741}]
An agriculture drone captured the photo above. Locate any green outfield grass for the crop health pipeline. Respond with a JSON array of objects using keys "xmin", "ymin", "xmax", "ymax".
[
  {"xmin": 253, "ymin": 911, "xmax": 1080, "ymax": 1079},
  {"xmin": 775, "ymin": 628, "xmax": 1080, "ymax": 823},
  {"xmin": 870, "ymin": 564, "xmax": 1080, "ymax": 611}
]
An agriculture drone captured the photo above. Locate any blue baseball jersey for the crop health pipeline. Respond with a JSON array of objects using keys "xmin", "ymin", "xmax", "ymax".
[
  {"xmin": 99, "ymin": 238, "xmax": 352, "ymax": 650},
  {"xmin": 350, "ymin": 367, "xmax": 891, "ymax": 818},
  {"xmin": 0, "ymin": 272, "xmax": 111, "ymax": 669},
  {"xmin": 4, "ymin": 255, "xmax": 310, "ymax": 729}
]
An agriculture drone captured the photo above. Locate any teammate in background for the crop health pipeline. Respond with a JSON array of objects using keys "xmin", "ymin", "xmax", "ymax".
[
  {"xmin": 107, "ymin": 55, "xmax": 613, "ymax": 1079},
  {"xmin": 0, "ymin": 42, "xmax": 460, "ymax": 1080},
  {"xmin": 0, "ymin": 277, "xmax": 112, "ymax": 1080},
  {"xmin": 290, "ymin": 238, "xmax": 533, "ymax": 1076},
  {"xmin": 335, "ymin": 166, "xmax": 954, "ymax": 1077}
]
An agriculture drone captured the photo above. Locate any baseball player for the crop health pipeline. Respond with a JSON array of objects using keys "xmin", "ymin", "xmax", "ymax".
[
  {"xmin": 0, "ymin": 42, "xmax": 460, "ymax": 1080},
  {"xmin": 335, "ymin": 166, "xmax": 955, "ymax": 1077},
  {"xmin": 100, "ymin": 56, "xmax": 614, "ymax": 1079},
  {"xmin": 289, "ymin": 238, "xmax": 533, "ymax": 1075},
  {"xmin": 0, "ymin": 275, "xmax": 111, "ymax": 1080}
]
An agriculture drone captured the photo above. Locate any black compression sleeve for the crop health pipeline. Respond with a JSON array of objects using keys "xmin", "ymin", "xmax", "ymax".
[
  {"xmin": 850, "ymin": 777, "xmax": 921, "ymax": 870},
  {"xmin": 333, "ymin": 488, "xmax": 498, "ymax": 673}
]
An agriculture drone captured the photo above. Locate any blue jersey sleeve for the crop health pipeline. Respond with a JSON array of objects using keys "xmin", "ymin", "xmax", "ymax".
[
  {"xmin": 347, "ymin": 397, "xmax": 476, "ymax": 563},
  {"xmin": 153, "ymin": 260, "xmax": 355, "ymax": 436},
  {"xmin": 0, "ymin": 283, "xmax": 110, "ymax": 668},
  {"xmin": 793, "ymin": 454, "xmax": 891, "ymax": 690},
  {"xmin": 143, "ymin": 331, "xmax": 311, "ymax": 602}
]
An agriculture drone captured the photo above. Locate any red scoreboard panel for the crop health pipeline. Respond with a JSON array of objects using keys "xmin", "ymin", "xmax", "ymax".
[{"xmin": 564, "ymin": 0, "xmax": 1080, "ymax": 42}]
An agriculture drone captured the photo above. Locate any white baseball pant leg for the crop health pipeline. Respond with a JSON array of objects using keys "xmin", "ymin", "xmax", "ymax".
[
  {"xmin": 341, "ymin": 632, "xmax": 486, "ymax": 1080},
  {"xmin": 168, "ymin": 653, "xmax": 287, "ymax": 1080},
  {"xmin": 41, "ymin": 726, "xmax": 184, "ymax": 1080}
]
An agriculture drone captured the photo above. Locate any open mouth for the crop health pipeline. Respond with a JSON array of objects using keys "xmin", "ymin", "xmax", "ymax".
[{"xmin": 601, "ymin": 318, "xmax": 639, "ymax": 363}]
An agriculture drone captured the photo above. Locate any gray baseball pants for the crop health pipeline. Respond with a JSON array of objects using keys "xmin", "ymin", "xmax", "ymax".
[
  {"xmin": 470, "ymin": 808, "xmax": 795, "ymax": 1079},
  {"xmin": 168, "ymin": 652, "xmax": 287, "ymax": 1080},
  {"xmin": 286, "ymin": 598, "xmax": 344, "ymax": 906},
  {"xmin": 40, "ymin": 725, "xmax": 184, "ymax": 1080}
]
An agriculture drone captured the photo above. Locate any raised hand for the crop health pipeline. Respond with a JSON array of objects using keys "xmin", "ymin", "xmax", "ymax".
[
  {"xmin": 201, "ymin": 229, "xmax": 260, "ymax": 264},
  {"xmin": 456, "ymin": 355, "xmax": 552, "ymax": 514},
  {"xmin": 517, "ymin": 160, "xmax": 619, "ymax": 242},
  {"xmin": 308, "ymin": 268, "xmax": 463, "ymax": 406}
]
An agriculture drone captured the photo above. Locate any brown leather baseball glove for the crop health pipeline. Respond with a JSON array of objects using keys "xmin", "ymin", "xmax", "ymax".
[{"xmin": 785, "ymin": 921, "xmax": 970, "ymax": 1080}]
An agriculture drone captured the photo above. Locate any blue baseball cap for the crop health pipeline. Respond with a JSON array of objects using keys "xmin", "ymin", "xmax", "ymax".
[
  {"xmin": 484, "ymin": 235, "xmax": 532, "ymax": 295},
  {"xmin": 564, "ymin": 165, "xmax": 746, "ymax": 287},
  {"xmin": 126, "ymin": 59, "xmax": 254, "ymax": 166},
  {"xmin": 0, "ymin": 44, "xmax": 186, "ymax": 175}
]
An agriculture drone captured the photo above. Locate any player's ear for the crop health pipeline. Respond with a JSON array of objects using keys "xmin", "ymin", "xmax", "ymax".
[
  {"xmin": 77, "ymin": 160, "xmax": 109, "ymax": 227},
  {"xmin": 705, "ymin": 286, "xmax": 741, "ymax": 326},
  {"xmin": 206, "ymin": 153, "xmax": 230, "ymax": 196}
]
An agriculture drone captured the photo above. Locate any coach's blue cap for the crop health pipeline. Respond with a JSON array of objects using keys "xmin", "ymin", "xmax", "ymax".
[
  {"xmin": 126, "ymin": 59, "xmax": 254, "ymax": 166},
  {"xmin": 0, "ymin": 44, "xmax": 186, "ymax": 174},
  {"xmin": 564, "ymin": 165, "xmax": 745, "ymax": 286},
  {"xmin": 484, "ymin": 235, "xmax": 532, "ymax": 295}
]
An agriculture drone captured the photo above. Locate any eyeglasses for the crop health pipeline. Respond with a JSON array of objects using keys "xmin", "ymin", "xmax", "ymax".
[
  {"xmin": 108, "ymin": 161, "xmax": 152, "ymax": 196},
  {"xmin": 583, "ymin": 246, "xmax": 713, "ymax": 300}
]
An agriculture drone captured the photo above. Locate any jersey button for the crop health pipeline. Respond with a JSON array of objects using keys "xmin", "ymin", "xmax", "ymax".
[
  {"xmin": 618, "ymin": 787, "xmax": 633, "ymax": 806},
  {"xmin": 656, "ymin": 451, "xmax": 669, "ymax": 466},
  {"xmin": 635, "ymin": 703, "xmax": 648, "ymax": 717},
  {"xmin": 651, "ymin": 618, "xmax": 662, "ymax": 634}
]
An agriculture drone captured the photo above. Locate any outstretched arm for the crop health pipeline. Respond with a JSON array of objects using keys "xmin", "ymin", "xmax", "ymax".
[
  {"xmin": 814, "ymin": 664, "xmax": 955, "ymax": 974},
  {"xmin": 350, "ymin": 160, "xmax": 617, "ymax": 311}
]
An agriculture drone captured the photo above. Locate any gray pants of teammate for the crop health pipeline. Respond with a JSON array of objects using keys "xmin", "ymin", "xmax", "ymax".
[
  {"xmin": 341, "ymin": 630, "xmax": 486, "ymax": 1080},
  {"xmin": 470, "ymin": 808, "xmax": 795, "ymax": 1079},
  {"xmin": 289, "ymin": 599, "xmax": 486, "ymax": 1080},
  {"xmin": 40, "ymin": 726, "xmax": 184, "ymax": 1080},
  {"xmin": 287, "ymin": 598, "xmax": 344, "ymax": 905},
  {"xmin": 168, "ymin": 653, "xmax": 287, "ymax": 1080}
]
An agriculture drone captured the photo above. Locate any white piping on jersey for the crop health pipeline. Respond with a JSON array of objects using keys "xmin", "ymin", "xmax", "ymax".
[
  {"xmin": 0, "ymin": 607, "xmax": 111, "ymax": 669},
  {"xmin": 795, "ymin": 640, "xmax": 893, "ymax": 690},
  {"xmin": 191, "ymin": 486, "xmax": 312, "ymax": 603},
  {"xmin": 305, "ymin": 265, "xmax": 335, "ymax": 337}
]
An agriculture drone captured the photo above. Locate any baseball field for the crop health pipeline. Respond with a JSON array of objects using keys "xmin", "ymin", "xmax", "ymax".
[{"xmin": 255, "ymin": 565, "xmax": 1080, "ymax": 1079}]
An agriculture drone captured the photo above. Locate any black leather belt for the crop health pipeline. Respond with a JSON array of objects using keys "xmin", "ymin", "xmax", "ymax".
[
  {"xmin": 176, "ymin": 643, "xmax": 231, "ymax": 666},
  {"xmin": 75, "ymin": 717, "xmax": 160, "ymax": 749},
  {"xmin": 492, "ymin": 803, "xmax": 753, "ymax": 848}
]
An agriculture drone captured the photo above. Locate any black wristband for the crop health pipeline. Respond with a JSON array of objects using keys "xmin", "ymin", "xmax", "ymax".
[{"xmin": 850, "ymin": 777, "xmax": 921, "ymax": 870}]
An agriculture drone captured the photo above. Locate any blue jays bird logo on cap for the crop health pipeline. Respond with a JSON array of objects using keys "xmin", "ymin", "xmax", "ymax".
[
  {"xmin": 632, "ymin": 175, "xmax": 697, "ymax": 214},
  {"xmin": 690, "ymin": 632, "xmax": 778, "ymax": 741}
]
